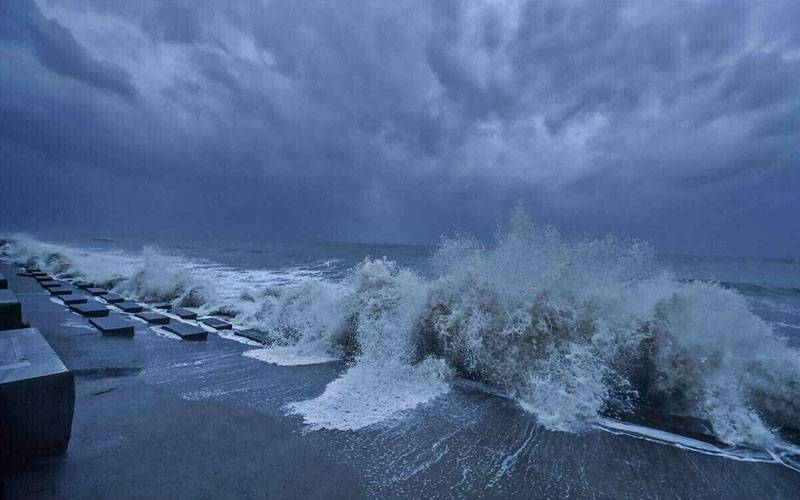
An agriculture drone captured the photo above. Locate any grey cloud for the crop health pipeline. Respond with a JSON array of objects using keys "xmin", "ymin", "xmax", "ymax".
[
  {"xmin": 0, "ymin": 0, "xmax": 137, "ymax": 100},
  {"xmin": 753, "ymin": 104, "xmax": 800, "ymax": 139},
  {"xmin": 721, "ymin": 51, "xmax": 800, "ymax": 111},
  {"xmin": 142, "ymin": 0, "xmax": 202, "ymax": 44},
  {"xmin": 1, "ymin": 0, "xmax": 799, "ymax": 257}
]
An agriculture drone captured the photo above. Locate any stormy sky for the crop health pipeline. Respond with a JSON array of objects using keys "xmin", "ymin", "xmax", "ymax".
[{"xmin": 1, "ymin": 0, "xmax": 799, "ymax": 257}]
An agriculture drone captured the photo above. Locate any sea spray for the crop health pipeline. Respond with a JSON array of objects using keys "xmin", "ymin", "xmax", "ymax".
[
  {"xmin": 417, "ymin": 211, "xmax": 800, "ymax": 445},
  {"xmin": 2, "ymin": 213, "xmax": 799, "ymax": 450},
  {"xmin": 420, "ymin": 208, "xmax": 658, "ymax": 430},
  {"xmin": 288, "ymin": 258, "xmax": 455, "ymax": 430},
  {"xmin": 648, "ymin": 282, "xmax": 800, "ymax": 446},
  {"xmin": 247, "ymin": 278, "xmax": 349, "ymax": 350},
  {"xmin": 119, "ymin": 246, "xmax": 216, "ymax": 306}
]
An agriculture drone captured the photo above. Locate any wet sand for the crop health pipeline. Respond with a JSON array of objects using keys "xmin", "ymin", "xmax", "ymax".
[{"xmin": 2, "ymin": 263, "xmax": 799, "ymax": 499}]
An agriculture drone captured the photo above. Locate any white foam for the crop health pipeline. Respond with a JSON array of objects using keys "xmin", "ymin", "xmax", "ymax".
[
  {"xmin": 596, "ymin": 418, "xmax": 800, "ymax": 472},
  {"xmin": 243, "ymin": 346, "xmax": 339, "ymax": 366},
  {"xmin": 289, "ymin": 358, "xmax": 452, "ymax": 431},
  {"xmin": 59, "ymin": 321, "xmax": 96, "ymax": 331},
  {"xmin": 216, "ymin": 329, "xmax": 262, "ymax": 346},
  {"xmin": 48, "ymin": 297, "xmax": 67, "ymax": 307}
]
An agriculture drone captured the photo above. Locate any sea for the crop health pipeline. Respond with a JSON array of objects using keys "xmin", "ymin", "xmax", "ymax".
[{"xmin": 3, "ymin": 212, "xmax": 800, "ymax": 484}]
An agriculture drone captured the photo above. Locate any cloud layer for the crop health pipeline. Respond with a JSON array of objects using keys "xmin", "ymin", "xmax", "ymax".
[{"xmin": 1, "ymin": 0, "xmax": 799, "ymax": 257}]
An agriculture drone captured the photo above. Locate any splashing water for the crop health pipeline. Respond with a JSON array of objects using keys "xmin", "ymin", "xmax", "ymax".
[{"xmin": 2, "ymin": 209, "xmax": 799, "ymax": 453}]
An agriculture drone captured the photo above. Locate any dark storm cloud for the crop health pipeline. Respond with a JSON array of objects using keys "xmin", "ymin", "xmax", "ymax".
[
  {"xmin": 142, "ymin": 1, "xmax": 203, "ymax": 45},
  {"xmin": 0, "ymin": 0, "xmax": 136, "ymax": 99},
  {"xmin": 1, "ymin": 0, "xmax": 799, "ymax": 257}
]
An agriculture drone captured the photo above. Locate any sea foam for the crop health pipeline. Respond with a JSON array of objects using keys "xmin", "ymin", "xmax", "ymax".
[{"xmin": 3, "ymin": 210, "xmax": 799, "ymax": 452}]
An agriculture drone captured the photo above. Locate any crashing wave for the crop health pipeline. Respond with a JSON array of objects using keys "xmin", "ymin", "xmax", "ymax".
[{"xmin": 2, "ymin": 209, "xmax": 799, "ymax": 451}]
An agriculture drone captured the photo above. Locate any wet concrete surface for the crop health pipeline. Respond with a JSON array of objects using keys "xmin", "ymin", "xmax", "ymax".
[{"xmin": 1, "ymin": 265, "xmax": 363, "ymax": 499}]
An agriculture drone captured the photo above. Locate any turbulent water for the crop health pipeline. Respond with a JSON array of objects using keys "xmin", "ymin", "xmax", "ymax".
[{"xmin": 2, "ymin": 210, "xmax": 800, "ymax": 456}]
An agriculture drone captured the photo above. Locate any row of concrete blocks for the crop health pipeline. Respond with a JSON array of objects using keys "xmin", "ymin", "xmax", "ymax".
[
  {"xmin": 0, "ymin": 264, "xmax": 268, "ymax": 472},
  {"xmin": 1, "ymin": 271, "xmax": 74, "ymax": 471},
  {"xmin": 24, "ymin": 267, "xmax": 271, "ymax": 344}
]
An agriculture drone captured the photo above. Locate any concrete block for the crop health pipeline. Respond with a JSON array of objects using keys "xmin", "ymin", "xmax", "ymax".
[
  {"xmin": 0, "ymin": 272, "xmax": 7, "ymax": 289},
  {"xmin": 164, "ymin": 321, "xmax": 207, "ymax": 341},
  {"xmin": 199, "ymin": 317, "xmax": 232, "ymax": 330},
  {"xmin": 0, "ymin": 327, "xmax": 75, "ymax": 468},
  {"xmin": 136, "ymin": 311, "xmax": 170, "ymax": 325},
  {"xmin": 25, "ymin": 267, "xmax": 42, "ymax": 273},
  {"xmin": 74, "ymin": 280, "xmax": 94, "ymax": 289},
  {"xmin": 86, "ymin": 288, "xmax": 109, "ymax": 296},
  {"xmin": 0, "ymin": 289, "xmax": 24, "ymax": 331},
  {"xmin": 235, "ymin": 329, "xmax": 270, "ymax": 345},
  {"xmin": 153, "ymin": 303, "xmax": 172, "ymax": 310},
  {"xmin": 33, "ymin": 274, "xmax": 51, "ymax": 281},
  {"xmin": 69, "ymin": 302, "xmax": 109, "ymax": 318},
  {"xmin": 60, "ymin": 294, "xmax": 88, "ymax": 306},
  {"xmin": 103, "ymin": 293, "xmax": 124, "ymax": 304},
  {"xmin": 90, "ymin": 316, "xmax": 134, "ymax": 336},
  {"xmin": 116, "ymin": 301, "xmax": 143, "ymax": 313},
  {"xmin": 172, "ymin": 308, "xmax": 197, "ymax": 320},
  {"xmin": 40, "ymin": 280, "xmax": 63, "ymax": 289},
  {"xmin": 17, "ymin": 271, "xmax": 33, "ymax": 277},
  {"xmin": 49, "ymin": 287, "xmax": 74, "ymax": 297}
]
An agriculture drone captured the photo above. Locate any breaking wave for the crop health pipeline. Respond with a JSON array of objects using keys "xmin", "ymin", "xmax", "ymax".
[{"xmin": 2, "ymin": 208, "xmax": 799, "ymax": 454}]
